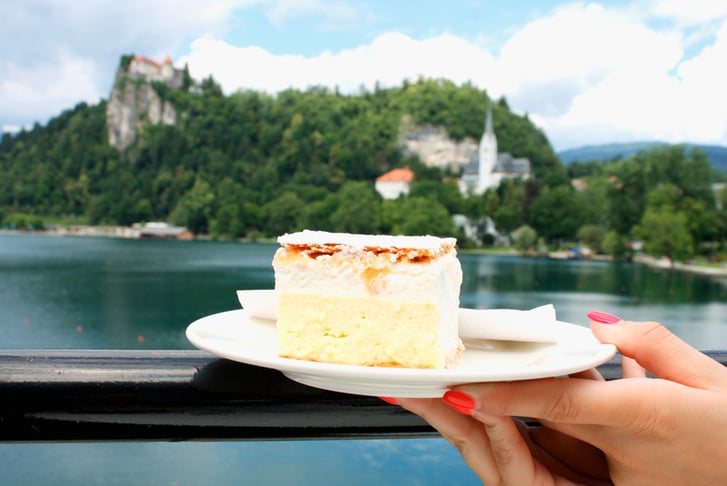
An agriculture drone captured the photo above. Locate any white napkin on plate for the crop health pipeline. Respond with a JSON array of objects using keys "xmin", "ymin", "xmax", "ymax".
[{"xmin": 237, "ymin": 290, "xmax": 562, "ymax": 343}]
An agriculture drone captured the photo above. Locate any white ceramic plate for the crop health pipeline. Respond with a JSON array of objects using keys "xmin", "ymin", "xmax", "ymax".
[{"xmin": 186, "ymin": 309, "xmax": 616, "ymax": 397}]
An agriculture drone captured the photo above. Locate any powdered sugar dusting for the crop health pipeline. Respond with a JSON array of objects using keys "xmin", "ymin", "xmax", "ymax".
[{"xmin": 278, "ymin": 230, "xmax": 456, "ymax": 255}]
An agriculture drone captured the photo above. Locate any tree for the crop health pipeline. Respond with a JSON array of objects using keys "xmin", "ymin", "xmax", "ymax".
[
  {"xmin": 512, "ymin": 225, "xmax": 537, "ymax": 253},
  {"xmin": 380, "ymin": 196, "xmax": 456, "ymax": 237},
  {"xmin": 493, "ymin": 205, "xmax": 522, "ymax": 236},
  {"xmin": 408, "ymin": 179, "xmax": 465, "ymax": 215},
  {"xmin": 567, "ymin": 160, "xmax": 604, "ymax": 179},
  {"xmin": 577, "ymin": 224, "xmax": 605, "ymax": 253},
  {"xmin": 491, "ymin": 180, "xmax": 525, "ymax": 234},
  {"xmin": 398, "ymin": 197, "xmax": 454, "ymax": 236},
  {"xmin": 605, "ymin": 159, "xmax": 647, "ymax": 234},
  {"xmin": 528, "ymin": 186, "xmax": 583, "ymax": 242},
  {"xmin": 482, "ymin": 189, "xmax": 500, "ymax": 217},
  {"xmin": 648, "ymin": 146, "xmax": 714, "ymax": 202},
  {"xmin": 169, "ymin": 178, "xmax": 215, "ymax": 234},
  {"xmin": 642, "ymin": 183, "xmax": 717, "ymax": 256},
  {"xmin": 602, "ymin": 230, "xmax": 629, "ymax": 260},
  {"xmin": 211, "ymin": 203, "xmax": 243, "ymax": 239},
  {"xmin": 264, "ymin": 192, "xmax": 304, "ymax": 237},
  {"xmin": 576, "ymin": 177, "xmax": 610, "ymax": 227},
  {"xmin": 635, "ymin": 209, "xmax": 693, "ymax": 261},
  {"xmin": 298, "ymin": 194, "xmax": 339, "ymax": 231},
  {"xmin": 330, "ymin": 181, "xmax": 381, "ymax": 234}
]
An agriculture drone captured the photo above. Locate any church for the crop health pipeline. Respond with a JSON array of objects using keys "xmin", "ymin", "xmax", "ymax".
[{"xmin": 459, "ymin": 105, "xmax": 531, "ymax": 195}]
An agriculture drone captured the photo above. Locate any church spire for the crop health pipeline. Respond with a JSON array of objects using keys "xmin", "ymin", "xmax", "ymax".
[
  {"xmin": 477, "ymin": 102, "xmax": 497, "ymax": 195},
  {"xmin": 485, "ymin": 103, "xmax": 493, "ymax": 135}
]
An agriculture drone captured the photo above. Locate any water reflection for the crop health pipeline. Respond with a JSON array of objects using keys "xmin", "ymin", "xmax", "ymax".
[
  {"xmin": 460, "ymin": 253, "xmax": 726, "ymax": 304},
  {"xmin": 458, "ymin": 252, "xmax": 727, "ymax": 347}
]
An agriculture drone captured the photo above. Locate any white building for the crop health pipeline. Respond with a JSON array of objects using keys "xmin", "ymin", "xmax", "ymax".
[{"xmin": 375, "ymin": 166, "xmax": 414, "ymax": 200}]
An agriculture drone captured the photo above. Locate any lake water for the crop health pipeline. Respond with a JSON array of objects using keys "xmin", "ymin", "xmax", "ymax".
[{"xmin": 1, "ymin": 233, "xmax": 726, "ymax": 485}]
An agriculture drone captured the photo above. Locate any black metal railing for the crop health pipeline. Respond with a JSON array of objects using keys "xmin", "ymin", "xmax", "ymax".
[{"xmin": 2, "ymin": 349, "xmax": 726, "ymax": 442}]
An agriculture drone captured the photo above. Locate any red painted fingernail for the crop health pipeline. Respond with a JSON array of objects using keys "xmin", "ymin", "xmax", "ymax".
[
  {"xmin": 587, "ymin": 311, "xmax": 622, "ymax": 324},
  {"xmin": 443, "ymin": 390, "xmax": 477, "ymax": 414},
  {"xmin": 379, "ymin": 396, "xmax": 399, "ymax": 405}
]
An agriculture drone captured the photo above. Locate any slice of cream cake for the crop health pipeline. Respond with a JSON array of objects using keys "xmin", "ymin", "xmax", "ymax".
[{"xmin": 272, "ymin": 230, "xmax": 463, "ymax": 369}]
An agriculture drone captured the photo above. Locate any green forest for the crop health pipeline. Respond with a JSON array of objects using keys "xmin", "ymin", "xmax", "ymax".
[{"xmin": 1, "ymin": 60, "xmax": 726, "ymax": 262}]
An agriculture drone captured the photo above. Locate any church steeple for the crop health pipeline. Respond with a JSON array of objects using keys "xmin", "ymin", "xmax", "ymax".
[
  {"xmin": 478, "ymin": 103, "xmax": 497, "ymax": 194},
  {"xmin": 485, "ymin": 103, "xmax": 493, "ymax": 136}
]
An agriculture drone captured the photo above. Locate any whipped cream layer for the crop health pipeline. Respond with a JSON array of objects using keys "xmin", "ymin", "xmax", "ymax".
[{"xmin": 274, "ymin": 230, "xmax": 461, "ymax": 303}]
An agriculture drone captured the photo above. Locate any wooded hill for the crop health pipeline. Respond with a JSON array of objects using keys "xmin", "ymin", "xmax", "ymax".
[
  {"xmin": 0, "ymin": 70, "xmax": 560, "ymax": 234},
  {"xmin": 1, "ymin": 59, "xmax": 725, "ymax": 260}
]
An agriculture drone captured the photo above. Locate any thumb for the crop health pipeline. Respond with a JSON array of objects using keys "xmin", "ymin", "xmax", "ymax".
[{"xmin": 589, "ymin": 313, "xmax": 727, "ymax": 389}]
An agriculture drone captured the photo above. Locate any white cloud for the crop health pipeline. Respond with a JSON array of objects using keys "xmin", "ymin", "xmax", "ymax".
[
  {"xmin": 493, "ymin": 2, "xmax": 692, "ymax": 148},
  {"xmin": 645, "ymin": 0, "xmax": 727, "ymax": 25},
  {"xmin": 494, "ymin": 3, "xmax": 682, "ymax": 114},
  {"xmin": 180, "ymin": 32, "xmax": 496, "ymax": 95},
  {"xmin": 2, "ymin": 0, "xmax": 252, "ymax": 64},
  {"xmin": 673, "ymin": 19, "xmax": 727, "ymax": 142},
  {"xmin": 0, "ymin": 0, "xmax": 257, "ymax": 130},
  {"xmin": 0, "ymin": 48, "xmax": 103, "ymax": 129}
]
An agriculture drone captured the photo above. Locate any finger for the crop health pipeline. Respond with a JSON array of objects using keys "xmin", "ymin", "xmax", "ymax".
[
  {"xmin": 476, "ymin": 415, "xmax": 614, "ymax": 485},
  {"xmin": 474, "ymin": 414, "xmax": 539, "ymax": 485},
  {"xmin": 529, "ymin": 427, "xmax": 612, "ymax": 484},
  {"xmin": 591, "ymin": 319, "xmax": 727, "ymax": 389},
  {"xmin": 448, "ymin": 377, "xmax": 648, "ymax": 428},
  {"xmin": 621, "ymin": 355, "xmax": 646, "ymax": 378},
  {"xmin": 445, "ymin": 378, "xmax": 689, "ymax": 457},
  {"xmin": 396, "ymin": 397, "xmax": 500, "ymax": 482}
]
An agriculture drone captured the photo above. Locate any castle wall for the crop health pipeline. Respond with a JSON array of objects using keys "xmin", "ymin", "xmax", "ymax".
[{"xmin": 128, "ymin": 57, "xmax": 184, "ymax": 88}]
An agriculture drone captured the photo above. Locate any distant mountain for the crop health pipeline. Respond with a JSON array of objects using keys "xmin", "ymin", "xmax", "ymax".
[{"xmin": 558, "ymin": 142, "xmax": 727, "ymax": 175}]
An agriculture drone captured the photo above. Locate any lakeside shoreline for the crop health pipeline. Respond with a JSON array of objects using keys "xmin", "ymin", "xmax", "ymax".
[
  {"xmin": 633, "ymin": 254, "xmax": 727, "ymax": 278},
  {"xmin": 461, "ymin": 248, "xmax": 727, "ymax": 279}
]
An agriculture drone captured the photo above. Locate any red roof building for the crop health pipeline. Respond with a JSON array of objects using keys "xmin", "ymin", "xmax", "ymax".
[{"xmin": 375, "ymin": 167, "xmax": 414, "ymax": 199}]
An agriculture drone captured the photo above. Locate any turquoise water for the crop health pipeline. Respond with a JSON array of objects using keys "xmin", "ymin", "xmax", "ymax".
[
  {"xmin": 1, "ymin": 233, "xmax": 726, "ymax": 485},
  {"xmin": 0, "ymin": 440, "xmax": 473, "ymax": 486}
]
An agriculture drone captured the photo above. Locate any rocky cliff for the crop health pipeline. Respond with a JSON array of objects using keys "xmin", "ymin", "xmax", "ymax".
[
  {"xmin": 106, "ymin": 56, "xmax": 183, "ymax": 151},
  {"xmin": 398, "ymin": 115, "xmax": 477, "ymax": 170}
]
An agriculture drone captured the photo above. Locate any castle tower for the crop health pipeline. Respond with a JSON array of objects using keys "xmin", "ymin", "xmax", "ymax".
[
  {"xmin": 477, "ymin": 104, "xmax": 497, "ymax": 194},
  {"xmin": 160, "ymin": 55, "xmax": 173, "ymax": 81}
]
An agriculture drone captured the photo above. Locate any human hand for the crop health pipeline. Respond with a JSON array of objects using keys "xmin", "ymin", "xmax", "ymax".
[{"xmin": 390, "ymin": 313, "xmax": 727, "ymax": 485}]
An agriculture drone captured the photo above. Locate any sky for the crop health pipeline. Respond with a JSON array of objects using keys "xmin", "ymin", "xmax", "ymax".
[{"xmin": 2, "ymin": 0, "xmax": 727, "ymax": 151}]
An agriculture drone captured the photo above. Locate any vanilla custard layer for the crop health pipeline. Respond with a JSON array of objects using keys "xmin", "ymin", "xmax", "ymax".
[{"xmin": 277, "ymin": 294, "xmax": 449, "ymax": 368}]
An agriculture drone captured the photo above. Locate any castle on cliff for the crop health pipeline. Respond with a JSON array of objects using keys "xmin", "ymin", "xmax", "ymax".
[
  {"xmin": 459, "ymin": 105, "xmax": 531, "ymax": 195},
  {"xmin": 106, "ymin": 55, "xmax": 187, "ymax": 151}
]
